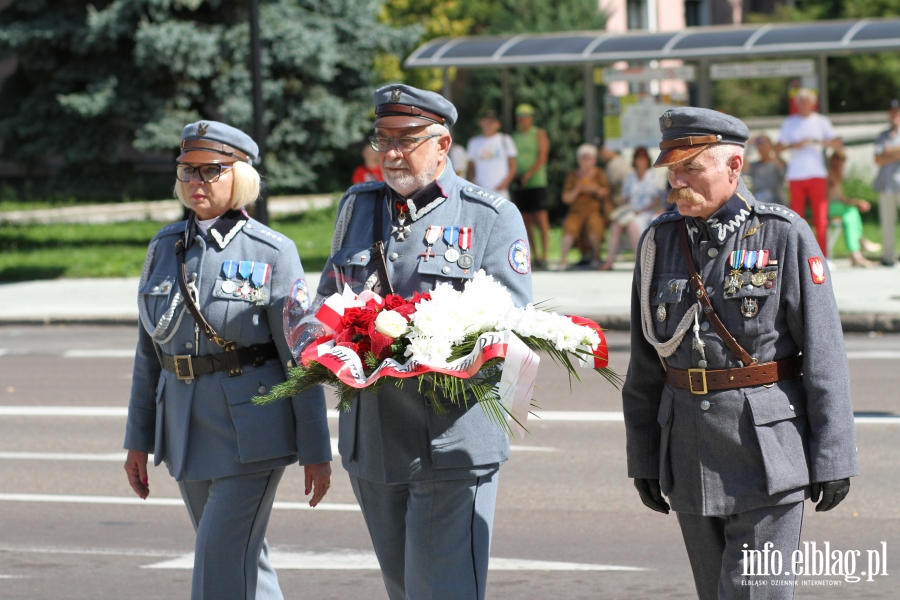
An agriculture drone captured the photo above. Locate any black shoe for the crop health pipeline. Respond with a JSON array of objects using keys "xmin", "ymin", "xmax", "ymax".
[
  {"xmin": 574, "ymin": 256, "xmax": 591, "ymax": 267},
  {"xmin": 881, "ymin": 258, "xmax": 896, "ymax": 267}
]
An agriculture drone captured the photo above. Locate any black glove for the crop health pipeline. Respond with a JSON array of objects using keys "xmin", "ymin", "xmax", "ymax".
[
  {"xmin": 811, "ymin": 478, "xmax": 850, "ymax": 512},
  {"xmin": 634, "ymin": 478, "xmax": 670, "ymax": 514}
]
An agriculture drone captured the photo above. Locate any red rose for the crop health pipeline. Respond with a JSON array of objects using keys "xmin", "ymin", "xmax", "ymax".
[{"xmin": 343, "ymin": 305, "xmax": 379, "ymax": 331}]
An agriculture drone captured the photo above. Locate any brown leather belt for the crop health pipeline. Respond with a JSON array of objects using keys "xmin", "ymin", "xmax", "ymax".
[
  {"xmin": 666, "ymin": 356, "xmax": 803, "ymax": 395},
  {"xmin": 160, "ymin": 342, "xmax": 279, "ymax": 381}
]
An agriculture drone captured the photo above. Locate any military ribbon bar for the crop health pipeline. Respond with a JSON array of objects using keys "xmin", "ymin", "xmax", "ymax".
[
  {"xmin": 424, "ymin": 225, "xmax": 443, "ymax": 245},
  {"xmin": 743, "ymin": 250, "xmax": 757, "ymax": 270},
  {"xmin": 251, "ymin": 263, "xmax": 270, "ymax": 288},
  {"xmin": 222, "ymin": 260, "xmax": 238, "ymax": 280},
  {"xmin": 238, "ymin": 261, "xmax": 254, "ymax": 280},
  {"xmin": 443, "ymin": 226, "xmax": 460, "ymax": 247},
  {"xmin": 730, "ymin": 250, "xmax": 745, "ymax": 270},
  {"xmin": 756, "ymin": 250, "xmax": 769, "ymax": 269},
  {"xmin": 459, "ymin": 227, "xmax": 472, "ymax": 250}
]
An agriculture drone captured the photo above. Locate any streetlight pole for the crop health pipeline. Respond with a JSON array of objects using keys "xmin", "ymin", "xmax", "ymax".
[{"xmin": 249, "ymin": 0, "xmax": 268, "ymax": 225}]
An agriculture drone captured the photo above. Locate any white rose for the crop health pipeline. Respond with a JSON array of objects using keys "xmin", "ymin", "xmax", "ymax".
[{"xmin": 374, "ymin": 310, "xmax": 409, "ymax": 338}]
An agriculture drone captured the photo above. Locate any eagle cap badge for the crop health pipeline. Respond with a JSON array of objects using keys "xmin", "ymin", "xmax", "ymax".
[
  {"xmin": 197, "ymin": 122, "xmax": 209, "ymax": 136},
  {"xmin": 390, "ymin": 88, "xmax": 402, "ymax": 102},
  {"xmin": 662, "ymin": 112, "xmax": 673, "ymax": 128}
]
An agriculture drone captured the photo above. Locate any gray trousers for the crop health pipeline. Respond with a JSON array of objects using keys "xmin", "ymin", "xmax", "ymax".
[
  {"xmin": 350, "ymin": 472, "xmax": 499, "ymax": 600},
  {"xmin": 178, "ymin": 467, "xmax": 285, "ymax": 600},
  {"xmin": 676, "ymin": 501, "xmax": 804, "ymax": 600},
  {"xmin": 879, "ymin": 191, "xmax": 900, "ymax": 263}
]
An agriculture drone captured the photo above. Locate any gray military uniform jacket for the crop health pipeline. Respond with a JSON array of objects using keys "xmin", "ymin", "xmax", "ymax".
[
  {"xmin": 124, "ymin": 212, "xmax": 332, "ymax": 481},
  {"xmin": 623, "ymin": 181, "xmax": 859, "ymax": 516},
  {"xmin": 315, "ymin": 160, "xmax": 533, "ymax": 484}
]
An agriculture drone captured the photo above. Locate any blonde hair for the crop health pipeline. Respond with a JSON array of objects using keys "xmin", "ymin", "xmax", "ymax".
[
  {"xmin": 576, "ymin": 143, "xmax": 598, "ymax": 158},
  {"xmin": 795, "ymin": 88, "xmax": 818, "ymax": 103},
  {"xmin": 174, "ymin": 160, "xmax": 261, "ymax": 211}
]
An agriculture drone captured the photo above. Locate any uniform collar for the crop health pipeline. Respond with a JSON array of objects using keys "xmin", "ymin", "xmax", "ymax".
[
  {"xmin": 186, "ymin": 209, "xmax": 247, "ymax": 250},
  {"xmin": 687, "ymin": 181, "xmax": 754, "ymax": 246},
  {"xmin": 389, "ymin": 163, "xmax": 450, "ymax": 222}
]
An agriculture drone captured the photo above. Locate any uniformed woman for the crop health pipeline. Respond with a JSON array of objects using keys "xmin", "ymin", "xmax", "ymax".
[{"xmin": 123, "ymin": 121, "xmax": 332, "ymax": 600}]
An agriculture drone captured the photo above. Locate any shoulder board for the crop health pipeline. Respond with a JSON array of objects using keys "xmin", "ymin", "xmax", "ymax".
[
  {"xmin": 153, "ymin": 220, "xmax": 187, "ymax": 239},
  {"xmin": 460, "ymin": 184, "xmax": 508, "ymax": 212},
  {"xmin": 241, "ymin": 219, "xmax": 289, "ymax": 248},
  {"xmin": 754, "ymin": 203, "xmax": 798, "ymax": 222},
  {"xmin": 347, "ymin": 181, "xmax": 386, "ymax": 196},
  {"xmin": 650, "ymin": 210, "xmax": 684, "ymax": 227}
]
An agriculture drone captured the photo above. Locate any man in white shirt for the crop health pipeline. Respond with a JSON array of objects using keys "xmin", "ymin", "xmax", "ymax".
[
  {"xmin": 775, "ymin": 88, "xmax": 843, "ymax": 252},
  {"xmin": 466, "ymin": 109, "xmax": 517, "ymax": 198}
]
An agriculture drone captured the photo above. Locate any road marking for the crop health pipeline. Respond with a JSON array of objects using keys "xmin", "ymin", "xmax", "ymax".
[
  {"xmin": 0, "ymin": 544, "xmax": 178, "ymax": 558},
  {"xmin": 534, "ymin": 411, "xmax": 624, "ymax": 421},
  {"xmin": 143, "ymin": 550, "xmax": 644, "ymax": 571},
  {"xmin": 846, "ymin": 351, "xmax": 900, "ymax": 359},
  {"xmin": 0, "ymin": 493, "xmax": 360, "ymax": 512},
  {"xmin": 0, "ymin": 575, "xmax": 26, "ymax": 579},
  {"xmin": 62, "ymin": 349, "xmax": 135, "ymax": 358},
  {"xmin": 0, "ymin": 451, "xmax": 129, "ymax": 461},
  {"xmin": 0, "ymin": 349, "xmax": 8, "ymax": 357}
]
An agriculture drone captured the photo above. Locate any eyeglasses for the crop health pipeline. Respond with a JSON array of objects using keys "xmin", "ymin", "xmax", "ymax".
[
  {"xmin": 176, "ymin": 163, "xmax": 234, "ymax": 183},
  {"xmin": 369, "ymin": 135, "xmax": 440, "ymax": 153}
]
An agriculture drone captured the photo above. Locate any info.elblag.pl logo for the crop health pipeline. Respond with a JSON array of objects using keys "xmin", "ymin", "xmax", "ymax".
[{"xmin": 743, "ymin": 541, "xmax": 888, "ymax": 584}]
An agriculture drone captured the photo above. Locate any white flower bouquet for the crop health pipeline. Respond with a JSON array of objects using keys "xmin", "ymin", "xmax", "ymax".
[{"xmin": 255, "ymin": 270, "xmax": 619, "ymax": 437}]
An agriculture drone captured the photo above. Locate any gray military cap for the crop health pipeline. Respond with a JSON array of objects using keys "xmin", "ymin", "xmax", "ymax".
[
  {"xmin": 654, "ymin": 107, "xmax": 749, "ymax": 167},
  {"xmin": 178, "ymin": 120, "xmax": 259, "ymax": 164},
  {"xmin": 373, "ymin": 83, "xmax": 458, "ymax": 128}
]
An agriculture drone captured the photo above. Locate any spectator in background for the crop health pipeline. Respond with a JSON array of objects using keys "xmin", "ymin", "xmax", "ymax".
[
  {"xmin": 558, "ymin": 144, "xmax": 611, "ymax": 270},
  {"xmin": 351, "ymin": 145, "xmax": 383, "ymax": 184},
  {"xmin": 748, "ymin": 135, "xmax": 785, "ymax": 205},
  {"xmin": 449, "ymin": 143, "xmax": 468, "ymax": 178},
  {"xmin": 775, "ymin": 88, "xmax": 843, "ymax": 252},
  {"xmin": 828, "ymin": 151, "xmax": 881, "ymax": 267},
  {"xmin": 599, "ymin": 146, "xmax": 665, "ymax": 271},
  {"xmin": 512, "ymin": 103, "xmax": 550, "ymax": 270},
  {"xmin": 466, "ymin": 109, "xmax": 517, "ymax": 198},
  {"xmin": 873, "ymin": 99, "xmax": 900, "ymax": 267}
]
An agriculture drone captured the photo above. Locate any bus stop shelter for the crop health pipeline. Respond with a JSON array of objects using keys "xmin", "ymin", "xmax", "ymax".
[{"xmin": 403, "ymin": 18, "xmax": 900, "ymax": 141}]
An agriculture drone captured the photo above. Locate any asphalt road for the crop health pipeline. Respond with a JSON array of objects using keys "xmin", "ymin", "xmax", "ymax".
[{"xmin": 0, "ymin": 325, "xmax": 898, "ymax": 599}]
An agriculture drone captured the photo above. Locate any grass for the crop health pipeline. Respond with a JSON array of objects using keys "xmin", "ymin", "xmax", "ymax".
[{"xmin": 1, "ymin": 203, "xmax": 897, "ymax": 282}]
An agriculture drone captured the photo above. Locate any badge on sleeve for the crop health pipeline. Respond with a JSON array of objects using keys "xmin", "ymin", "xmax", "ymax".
[
  {"xmin": 808, "ymin": 256, "xmax": 826, "ymax": 284},
  {"xmin": 508, "ymin": 239, "xmax": 530, "ymax": 274}
]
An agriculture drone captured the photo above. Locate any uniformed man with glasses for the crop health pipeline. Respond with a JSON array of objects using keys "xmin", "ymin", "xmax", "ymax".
[{"xmin": 309, "ymin": 84, "xmax": 532, "ymax": 600}]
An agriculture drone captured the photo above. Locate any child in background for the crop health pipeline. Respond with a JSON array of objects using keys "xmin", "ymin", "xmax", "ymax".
[{"xmin": 351, "ymin": 145, "xmax": 384, "ymax": 184}]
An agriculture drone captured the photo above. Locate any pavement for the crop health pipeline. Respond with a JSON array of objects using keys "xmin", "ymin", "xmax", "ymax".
[{"xmin": 1, "ymin": 259, "xmax": 898, "ymax": 331}]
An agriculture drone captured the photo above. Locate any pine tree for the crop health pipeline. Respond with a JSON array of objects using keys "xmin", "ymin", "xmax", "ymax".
[{"xmin": 0, "ymin": 0, "xmax": 408, "ymax": 199}]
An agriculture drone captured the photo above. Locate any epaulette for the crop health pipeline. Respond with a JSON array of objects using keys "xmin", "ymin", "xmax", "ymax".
[
  {"xmin": 754, "ymin": 202, "xmax": 798, "ymax": 222},
  {"xmin": 347, "ymin": 181, "xmax": 386, "ymax": 196},
  {"xmin": 460, "ymin": 184, "xmax": 508, "ymax": 212},
  {"xmin": 152, "ymin": 220, "xmax": 187, "ymax": 240},
  {"xmin": 242, "ymin": 219, "xmax": 289, "ymax": 249},
  {"xmin": 650, "ymin": 210, "xmax": 684, "ymax": 227}
]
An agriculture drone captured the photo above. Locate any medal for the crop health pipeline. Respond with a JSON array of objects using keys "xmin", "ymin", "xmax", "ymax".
[
  {"xmin": 725, "ymin": 250, "xmax": 744, "ymax": 294},
  {"xmin": 251, "ymin": 262, "xmax": 270, "ymax": 289},
  {"xmin": 751, "ymin": 250, "xmax": 769, "ymax": 286},
  {"xmin": 222, "ymin": 260, "xmax": 238, "ymax": 280},
  {"xmin": 741, "ymin": 297, "xmax": 758, "ymax": 318},
  {"xmin": 766, "ymin": 271, "xmax": 777, "ymax": 281},
  {"xmin": 656, "ymin": 304, "xmax": 667, "ymax": 322},
  {"xmin": 421, "ymin": 225, "xmax": 442, "ymax": 262},
  {"xmin": 238, "ymin": 261, "xmax": 253, "ymax": 280},
  {"xmin": 250, "ymin": 287, "xmax": 269, "ymax": 305},
  {"xmin": 392, "ymin": 201, "xmax": 411, "ymax": 241},
  {"xmin": 751, "ymin": 271, "xmax": 768, "ymax": 287},
  {"xmin": 457, "ymin": 226, "xmax": 473, "ymax": 271},
  {"xmin": 742, "ymin": 250, "xmax": 757, "ymax": 271},
  {"xmin": 221, "ymin": 280, "xmax": 237, "ymax": 294},
  {"xmin": 443, "ymin": 226, "xmax": 460, "ymax": 263},
  {"xmin": 240, "ymin": 281, "xmax": 252, "ymax": 299},
  {"xmin": 755, "ymin": 250, "xmax": 769, "ymax": 269}
]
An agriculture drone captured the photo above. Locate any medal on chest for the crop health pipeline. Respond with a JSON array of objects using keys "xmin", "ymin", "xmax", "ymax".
[
  {"xmin": 238, "ymin": 261, "xmax": 254, "ymax": 298},
  {"xmin": 221, "ymin": 260, "xmax": 238, "ymax": 294},
  {"xmin": 391, "ymin": 201, "xmax": 412, "ymax": 241},
  {"xmin": 741, "ymin": 297, "xmax": 759, "ymax": 318},
  {"xmin": 250, "ymin": 262, "xmax": 270, "ymax": 305},
  {"xmin": 420, "ymin": 225, "xmax": 442, "ymax": 262},
  {"xmin": 725, "ymin": 250, "xmax": 744, "ymax": 294},
  {"xmin": 457, "ymin": 227, "xmax": 474, "ymax": 271},
  {"xmin": 751, "ymin": 250, "xmax": 770, "ymax": 287},
  {"xmin": 443, "ymin": 226, "xmax": 460, "ymax": 263}
]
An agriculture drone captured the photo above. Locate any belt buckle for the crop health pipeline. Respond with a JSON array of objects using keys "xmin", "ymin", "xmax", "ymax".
[
  {"xmin": 687, "ymin": 368, "xmax": 708, "ymax": 395},
  {"xmin": 173, "ymin": 355, "xmax": 194, "ymax": 381}
]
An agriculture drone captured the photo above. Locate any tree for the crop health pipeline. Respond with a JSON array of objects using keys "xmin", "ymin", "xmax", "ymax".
[{"xmin": 0, "ymin": 0, "xmax": 408, "ymax": 199}]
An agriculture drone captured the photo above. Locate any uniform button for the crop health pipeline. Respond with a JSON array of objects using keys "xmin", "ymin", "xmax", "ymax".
[
  {"xmin": 789, "ymin": 405, "xmax": 795, "ymax": 411},
  {"xmin": 700, "ymin": 322, "xmax": 709, "ymax": 331},
  {"xmin": 258, "ymin": 386, "xmax": 267, "ymax": 394},
  {"xmin": 389, "ymin": 252, "xmax": 399, "ymax": 261},
  {"xmin": 190, "ymin": 272, "xmax": 198, "ymax": 280},
  {"xmin": 708, "ymin": 248, "xmax": 719, "ymax": 258},
  {"xmin": 184, "ymin": 379, "xmax": 193, "ymax": 385},
  {"xmin": 245, "ymin": 223, "xmax": 252, "ymax": 229},
  {"xmin": 700, "ymin": 400, "xmax": 710, "ymax": 411},
  {"xmin": 441, "ymin": 266, "xmax": 451, "ymax": 275},
  {"xmin": 185, "ymin": 342, "xmax": 193, "ymax": 349},
  {"xmin": 151, "ymin": 286, "xmax": 160, "ymax": 293},
  {"xmin": 744, "ymin": 285, "xmax": 754, "ymax": 291}
]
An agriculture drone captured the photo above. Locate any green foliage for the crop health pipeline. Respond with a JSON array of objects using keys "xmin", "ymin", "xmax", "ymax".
[{"xmin": 0, "ymin": 0, "xmax": 409, "ymax": 198}]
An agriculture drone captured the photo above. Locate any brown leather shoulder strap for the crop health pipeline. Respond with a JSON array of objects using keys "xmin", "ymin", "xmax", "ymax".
[{"xmin": 676, "ymin": 223, "xmax": 755, "ymax": 366}]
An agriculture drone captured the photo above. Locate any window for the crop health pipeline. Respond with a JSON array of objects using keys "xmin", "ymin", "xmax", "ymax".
[
  {"xmin": 627, "ymin": 0, "xmax": 648, "ymax": 30},
  {"xmin": 685, "ymin": 0, "xmax": 707, "ymax": 27}
]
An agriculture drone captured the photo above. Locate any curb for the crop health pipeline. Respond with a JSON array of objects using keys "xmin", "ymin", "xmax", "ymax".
[{"xmin": 2, "ymin": 314, "xmax": 898, "ymax": 333}]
